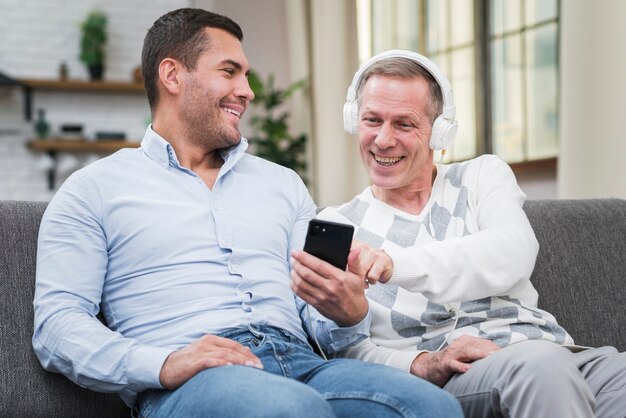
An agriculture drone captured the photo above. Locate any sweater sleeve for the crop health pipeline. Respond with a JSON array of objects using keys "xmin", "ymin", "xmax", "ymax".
[
  {"xmin": 337, "ymin": 337, "xmax": 424, "ymax": 373},
  {"xmin": 389, "ymin": 155, "xmax": 539, "ymax": 304}
]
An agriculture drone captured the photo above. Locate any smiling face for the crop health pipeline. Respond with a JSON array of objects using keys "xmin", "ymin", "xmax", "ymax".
[
  {"xmin": 357, "ymin": 74, "xmax": 435, "ymax": 197},
  {"xmin": 179, "ymin": 27, "xmax": 254, "ymax": 151}
]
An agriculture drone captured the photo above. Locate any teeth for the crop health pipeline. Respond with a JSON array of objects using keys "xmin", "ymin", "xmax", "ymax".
[
  {"xmin": 374, "ymin": 155, "xmax": 402, "ymax": 166},
  {"xmin": 222, "ymin": 107, "xmax": 241, "ymax": 117}
]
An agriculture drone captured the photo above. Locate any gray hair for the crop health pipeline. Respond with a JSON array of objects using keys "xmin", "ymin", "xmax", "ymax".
[{"xmin": 356, "ymin": 57, "xmax": 443, "ymax": 124}]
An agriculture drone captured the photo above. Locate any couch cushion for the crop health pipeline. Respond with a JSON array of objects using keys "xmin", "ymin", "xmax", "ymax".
[
  {"xmin": 0, "ymin": 201, "xmax": 128, "ymax": 418},
  {"xmin": 524, "ymin": 199, "xmax": 626, "ymax": 351}
]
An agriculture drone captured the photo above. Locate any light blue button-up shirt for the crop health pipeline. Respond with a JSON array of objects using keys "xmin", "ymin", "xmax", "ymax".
[{"xmin": 33, "ymin": 127, "xmax": 370, "ymax": 406}]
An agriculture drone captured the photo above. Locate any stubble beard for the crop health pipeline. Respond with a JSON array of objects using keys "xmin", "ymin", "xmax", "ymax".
[{"xmin": 181, "ymin": 83, "xmax": 241, "ymax": 152}]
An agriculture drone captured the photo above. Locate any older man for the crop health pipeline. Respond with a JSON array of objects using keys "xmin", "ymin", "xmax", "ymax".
[{"xmin": 290, "ymin": 49, "xmax": 626, "ymax": 418}]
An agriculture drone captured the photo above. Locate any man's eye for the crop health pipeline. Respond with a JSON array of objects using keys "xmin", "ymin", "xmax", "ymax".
[{"xmin": 223, "ymin": 68, "xmax": 235, "ymax": 75}]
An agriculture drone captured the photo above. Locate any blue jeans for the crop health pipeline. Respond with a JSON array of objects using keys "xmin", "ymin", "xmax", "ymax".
[{"xmin": 137, "ymin": 325, "xmax": 461, "ymax": 418}]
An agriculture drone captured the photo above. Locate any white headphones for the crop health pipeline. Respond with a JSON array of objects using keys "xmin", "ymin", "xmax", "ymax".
[{"xmin": 343, "ymin": 49, "xmax": 458, "ymax": 151}]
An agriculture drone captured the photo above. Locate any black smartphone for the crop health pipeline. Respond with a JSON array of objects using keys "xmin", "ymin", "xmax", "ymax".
[{"xmin": 303, "ymin": 219, "xmax": 355, "ymax": 270}]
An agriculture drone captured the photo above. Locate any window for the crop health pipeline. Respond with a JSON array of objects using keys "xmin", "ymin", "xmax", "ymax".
[{"xmin": 357, "ymin": 0, "xmax": 559, "ymax": 163}]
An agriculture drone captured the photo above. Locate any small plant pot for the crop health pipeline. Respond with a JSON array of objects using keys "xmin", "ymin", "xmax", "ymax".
[{"xmin": 88, "ymin": 64, "xmax": 104, "ymax": 80}]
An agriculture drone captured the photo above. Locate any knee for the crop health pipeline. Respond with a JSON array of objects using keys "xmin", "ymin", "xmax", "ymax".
[
  {"xmin": 165, "ymin": 366, "xmax": 335, "ymax": 418},
  {"xmin": 508, "ymin": 340, "xmax": 572, "ymax": 367},
  {"xmin": 393, "ymin": 374, "xmax": 463, "ymax": 418},
  {"xmin": 266, "ymin": 384, "xmax": 335, "ymax": 418},
  {"xmin": 350, "ymin": 363, "xmax": 463, "ymax": 418},
  {"xmin": 501, "ymin": 340, "xmax": 582, "ymax": 385}
]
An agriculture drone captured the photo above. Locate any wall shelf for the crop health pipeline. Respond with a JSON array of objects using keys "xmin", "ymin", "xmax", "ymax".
[
  {"xmin": 27, "ymin": 139, "xmax": 140, "ymax": 190},
  {"xmin": 18, "ymin": 79, "xmax": 145, "ymax": 120},
  {"xmin": 28, "ymin": 138, "xmax": 140, "ymax": 153},
  {"xmin": 20, "ymin": 79, "xmax": 145, "ymax": 93}
]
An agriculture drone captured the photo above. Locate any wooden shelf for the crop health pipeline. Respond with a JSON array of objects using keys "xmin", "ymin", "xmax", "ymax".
[
  {"xmin": 18, "ymin": 79, "xmax": 145, "ymax": 120},
  {"xmin": 20, "ymin": 78, "xmax": 145, "ymax": 93},
  {"xmin": 28, "ymin": 139, "xmax": 140, "ymax": 153},
  {"xmin": 28, "ymin": 139, "xmax": 141, "ymax": 190}
]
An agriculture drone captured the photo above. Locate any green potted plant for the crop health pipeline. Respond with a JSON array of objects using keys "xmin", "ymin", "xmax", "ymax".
[
  {"xmin": 79, "ymin": 11, "xmax": 107, "ymax": 80},
  {"xmin": 247, "ymin": 70, "xmax": 308, "ymax": 182}
]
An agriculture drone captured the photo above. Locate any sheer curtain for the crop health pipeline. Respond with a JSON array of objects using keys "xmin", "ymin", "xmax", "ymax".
[{"xmin": 286, "ymin": 0, "xmax": 369, "ymax": 207}]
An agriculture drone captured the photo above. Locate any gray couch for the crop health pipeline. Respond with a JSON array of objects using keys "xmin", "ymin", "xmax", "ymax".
[{"xmin": 1, "ymin": 199, "xmax": 625, "ymax": 417}]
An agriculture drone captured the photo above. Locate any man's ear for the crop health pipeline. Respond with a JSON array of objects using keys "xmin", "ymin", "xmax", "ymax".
[{"xmin": 158, "ymin": 58, "xmax": 183, "ymax": 95}]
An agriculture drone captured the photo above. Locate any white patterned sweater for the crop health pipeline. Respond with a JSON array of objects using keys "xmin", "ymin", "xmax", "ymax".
[{"xmin": 318, "ymin": 155, "xmax": 573, "ymax": 372}]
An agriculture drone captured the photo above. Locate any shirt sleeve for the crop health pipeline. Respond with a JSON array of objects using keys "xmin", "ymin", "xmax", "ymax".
[
  {"xmin": 295, "ymin": 297, "xmax": 371, "ymax": 353},
  {"xmin": 288, "ymin": 178, "xmax": 370, "ymax": 353},
  {"xmin": 32, "ymin": 173, "xmax": 173, "ymax": 397},
  {"xmin": 389, "ymin": 155, "xmax": 539, "ymax": 303}
]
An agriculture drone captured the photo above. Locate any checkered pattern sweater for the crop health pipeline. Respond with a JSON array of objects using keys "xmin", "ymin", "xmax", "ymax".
[{"xmin": 318, "ymin": 154, "xmax": 573, "ymax": 372}]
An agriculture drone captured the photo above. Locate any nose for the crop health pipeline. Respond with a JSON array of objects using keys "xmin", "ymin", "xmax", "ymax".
[
  {"xmin": 238, "ymin": 76, "xmax": 255, "ymax": 102},
  {"xmin": 374, "ymin": 123, "xmax": 396, "ymax": 149}
]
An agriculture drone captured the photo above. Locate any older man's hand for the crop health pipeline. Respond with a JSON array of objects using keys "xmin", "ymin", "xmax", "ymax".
[
  {"xmin": 410, "ymin": 335, "xmax": 501, "ymax": 387},
  {"xmin": 347, "ymin": 240, "xmax": 394, "ymax": 286}
]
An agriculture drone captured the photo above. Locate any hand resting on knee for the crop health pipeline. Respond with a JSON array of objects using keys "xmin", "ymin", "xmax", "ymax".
[
  {"xmin": 410, "ymin": 335, "xmax": 500, "ymax": 387},
  {"xmin": 159, "ymin": 334, "xmax": 264, "ymax": 390}
]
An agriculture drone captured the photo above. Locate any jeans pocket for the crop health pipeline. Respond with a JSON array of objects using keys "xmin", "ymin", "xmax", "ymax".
[{"xmin": 235, "ymin": 336, "xmax": 262, "ymax": 350}]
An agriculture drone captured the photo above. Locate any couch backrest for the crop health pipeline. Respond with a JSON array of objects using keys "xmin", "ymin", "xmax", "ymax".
[
  {"xmin": 0, "ymin": 201, "xmax": 128, "ymax": 418},
  {"xmin": 524, "ymin": 199, "xmax": 626, "ymax": 351}
]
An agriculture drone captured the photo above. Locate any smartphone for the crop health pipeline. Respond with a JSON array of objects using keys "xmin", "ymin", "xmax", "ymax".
[{"xmin": 303, "ymin": 219, "xmax": 355, "ymax": 270}]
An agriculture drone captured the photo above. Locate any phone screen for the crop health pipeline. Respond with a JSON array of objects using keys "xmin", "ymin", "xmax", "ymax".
[{"xmin": 303, "ymin": 219, "xmax": 354, "ymax": 270}]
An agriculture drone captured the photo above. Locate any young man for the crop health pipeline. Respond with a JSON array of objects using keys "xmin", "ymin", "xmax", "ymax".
[
  {"xmin": 291, "ymin": 49, "xmax": 626, "ymax": 417},
  {"xmin": 32, "ymin": 10, "xmax": 461, "ymax": 418}
]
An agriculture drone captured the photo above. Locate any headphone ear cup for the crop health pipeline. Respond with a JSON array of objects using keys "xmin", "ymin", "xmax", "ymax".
[
  {"xmin": 343, "ymin": 100, "xmax": 359, "ymax": 134},
  {"xmin": 429, "ymin": 115, "xmax": 458, "ymax": 150}
]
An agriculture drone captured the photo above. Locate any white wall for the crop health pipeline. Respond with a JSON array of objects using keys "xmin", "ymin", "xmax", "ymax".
[
  {"xmin": 0, "ymin": 0, "xmax": 190, "ymax": 200},
  {"xmin": 559, "ymin": 0, "xmax": 626, "ymax": 199}
]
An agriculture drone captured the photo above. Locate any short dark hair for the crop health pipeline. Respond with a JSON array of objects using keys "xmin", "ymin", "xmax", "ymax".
[
  {"xmin": 356, "ymin": 57, "xmax": 443, "ymax": 125},
  {"xmin": 141, "ymin": 8, "xmax": 243, "ymax": 111}
]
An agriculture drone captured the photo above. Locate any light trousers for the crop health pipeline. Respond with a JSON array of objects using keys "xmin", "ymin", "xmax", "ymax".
[
  {"xmin": 137, "ymin": 325, "xmax": 462, "ymax": 418},
  {"xmin": 443, "ymin": 339, "xmax": 626, "ymax": 418}
]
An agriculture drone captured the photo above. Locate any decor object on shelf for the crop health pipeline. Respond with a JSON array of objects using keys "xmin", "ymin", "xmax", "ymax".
[
  {"xmin": 79, "ymin": 11, "xmax": 108, "ymax": 80},
  {"xmin": 58, "ymin": 62, "xmax": 69, "ymax": 81},
  {"xmin": 60, "ymin": 124, "xmax": 83, "ymax": 140},
  {"xmin": 95, "ymin": 131, "xmax": 126, "ymax": 140},
  {"xmin": 34, "ymin": 109, "xmax": 50, "ymax": 139},
  {"xmin": 247, "ymin": 70, "xmax": 308, "ymax": 182},
  {"xmin": 132, "ymin": 65, "xmax": 143, "ymax": 83}
]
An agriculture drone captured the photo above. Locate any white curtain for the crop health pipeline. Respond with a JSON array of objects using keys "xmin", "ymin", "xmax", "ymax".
[
  {"xmin": 286, "ymin": 0, "xmax": 370, "ymax": 207},
  {"xmin": 558, "ymin": 0, "xmax": 626, "ymax": 199}
]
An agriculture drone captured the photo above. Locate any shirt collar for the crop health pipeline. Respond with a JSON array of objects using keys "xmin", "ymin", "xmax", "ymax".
[{"xmin": 140, "ymin": 126, "xmax": 249, "ymax": 172}]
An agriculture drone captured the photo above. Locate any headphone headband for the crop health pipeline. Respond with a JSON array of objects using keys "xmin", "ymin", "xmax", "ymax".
[
  {"xmin": 343, "ymin": 49, "xmax": 458, "ymax": 150},
  {"xmin": 345, "ymin": 49, "xmax": 456, "ymax": 119}
]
